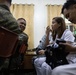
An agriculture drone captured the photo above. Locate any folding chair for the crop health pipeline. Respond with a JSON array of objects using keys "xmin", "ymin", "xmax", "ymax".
[{"xmin": 0, "ymin": 27, "xmax": 18, "ymax": 74}]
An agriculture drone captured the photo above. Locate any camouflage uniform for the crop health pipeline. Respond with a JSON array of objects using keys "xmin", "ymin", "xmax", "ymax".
[
  {"xmin": 18, "ymin": 32, "xmax": 28, "ymax": 46},
  {"xmin": 0, "ymin": 4, "xmax": 21, "ymax": 34},
  {"xmin": 9, "ymin": 32, "xmax": 28, "ymax": 69},
  {"xmin": 0, "ymin": 4, "xmax": 21, "ymax": 69}
]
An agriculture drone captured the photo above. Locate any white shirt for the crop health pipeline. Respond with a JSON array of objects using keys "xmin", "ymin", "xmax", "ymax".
[
  {"xmin": 59, "ymin": 29, "xmax": 76, "ymax": 64},
  {"xmin": 37, "ymin": 32, "xmax": 52, "ymax": 49},
  {"xmin": 52, "ymin": 29, "xmax": 75, "ymax": 48},
  {"xmin": 61, "ymin": 29, "xmax": 75, "ymax": 42}
]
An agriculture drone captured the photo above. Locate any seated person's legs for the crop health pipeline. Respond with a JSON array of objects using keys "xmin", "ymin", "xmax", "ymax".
[
  {"xmin": 52, "ymin": 63, "xmax": 76, "ymax": 75},
  {"xmin": 41, "ymin": 62, "xmax": 52, "ymax": 75},
  {"xmin": 34, "ymin": 57, "xmax": 46, "ymax": 75},
  {"xmin": 0, "ymin": 57, "xmax": 6, "ymax": 69}
]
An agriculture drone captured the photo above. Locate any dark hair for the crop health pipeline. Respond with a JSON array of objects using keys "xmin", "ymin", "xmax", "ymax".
[
  {"xmin": 7, "ymin": 0, "xmax": 12, "ymax": 4},
  {"xmin": 17, "ymin": 18, "xmax": 26, "ymax": 22},
  {"xmin": 52, "ymin": 17, "xmax": 66, "ymax": 40},
  {"xmin": 17, "ymin": 18, "xmax": 26, "ymax": 26},
  {"xmin": 61, "ymin": 0, "xmax": 76, "ymax": 14}
]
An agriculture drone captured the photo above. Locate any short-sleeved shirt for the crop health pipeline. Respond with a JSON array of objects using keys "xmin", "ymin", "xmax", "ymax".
[{"xmin": 18, "ymin": 32, "xmax": 28, "ymax": 45}]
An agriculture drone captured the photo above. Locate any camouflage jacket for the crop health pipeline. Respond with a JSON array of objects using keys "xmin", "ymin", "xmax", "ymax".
[
  {"xmin": 0, "ymin": 4, "xmax": 21, "ymax": 34},
  {"xmin": 18, "ymin": 32, "xmax": 28, "ymax": 45}
]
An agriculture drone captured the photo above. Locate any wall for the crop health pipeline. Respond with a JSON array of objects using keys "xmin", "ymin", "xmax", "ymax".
[{"xmin": 12, "ymin": 0, "xmax": 66, "ymax": 48}]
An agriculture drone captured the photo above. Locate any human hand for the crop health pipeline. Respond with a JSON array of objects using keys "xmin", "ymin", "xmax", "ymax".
[
  {"xmin": 46, "ymin": 26, "xmax": 52, "ymax": 35},
  {"xmin": 38, "ymin": 50, "xmax": 45, "ymax": 55}
]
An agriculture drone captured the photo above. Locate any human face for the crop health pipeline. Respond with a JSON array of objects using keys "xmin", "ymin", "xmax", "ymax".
[
  {"xmin": 63, "ymin": 6, "xmax": 76, "ymax": 24},
  {"xmin": 51, "ymin": 19, "xmax": 60, "ymax": 31},
  {"xmin": 17, "ymin": 19, "xmax": 26, "ymax": 31}
]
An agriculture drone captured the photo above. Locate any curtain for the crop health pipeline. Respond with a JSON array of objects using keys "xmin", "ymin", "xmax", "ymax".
[
  {"xmin": 47, "ymin": 5, "xmax": 62, "ymax": 27},
  {"xmin": 10, "ymin": 4, "xmax": 34, "ymax": 49}
]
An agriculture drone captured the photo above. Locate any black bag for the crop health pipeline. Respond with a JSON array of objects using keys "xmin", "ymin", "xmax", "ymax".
[{"xmin": 45, "ymin": 39, "xmax": 69, "ymax": 69}]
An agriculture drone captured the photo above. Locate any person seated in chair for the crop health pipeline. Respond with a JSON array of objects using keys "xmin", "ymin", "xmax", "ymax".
[
  {"xmin": 51, "ymin": 0, "xmax": 76, "ymax": 75},
  {"xmin": 33, "ymin": 26, "xmax": 53, "ymax": 75},
  {"xmin": 32, "ymin": 26, "xmax": 52, "ymax": 63},
  {"xmin": 0, "ymin": 0, "xmax": 22, "ymax": 68},
  {"xmin": 0, "ymin": 0, "xmax": 21, "ymax": 34},
  {"xmin": 10, "ymin": 18, "xmax": 29, "ymax": 70},
  {"xmin": 34, "ymin": 17, "xmax": 75, "ymax": 75},
  {"xmin": 36, "ymin": 26, "xmax": 52, "ymax": 55},
  {"xmin": 17, "ymin": 18, "xmax": 29, "ymax": 69},
  {"xmin": 17, "ymin": 18, "xmax": 28, "ymax": 47}
]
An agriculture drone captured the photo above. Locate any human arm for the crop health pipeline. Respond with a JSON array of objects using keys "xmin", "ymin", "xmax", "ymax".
[
  {"xmin": 60, "ymin": 29, "xmax": 76, "ymax": 52},
  {"xmin": 38, "ymin": 50, "xmax": 45, "ymax": 55},
  {"xmin": 36, "ymin": 26, "xmax": 52, "ymax": 54},
  {"xmin": 59, "ymin": 42, "xmax": 76, "ymax": 52},
  {"xmin": 44, "ymin": 26, "xmax": 52, "ymax": 46}
]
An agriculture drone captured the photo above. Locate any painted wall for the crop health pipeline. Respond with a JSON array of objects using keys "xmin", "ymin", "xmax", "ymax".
[{"xmin": 12, "ymin": 0, "xmax": 66, "ymax": 48}]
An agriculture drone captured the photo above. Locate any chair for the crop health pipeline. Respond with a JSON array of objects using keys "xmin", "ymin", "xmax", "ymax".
[
  {"xmin": 7, "ymin": 41, "xmax": 28, "ymax": 73},
  {"xmin": 0, "ymin": 26, "xmax": 18, "ymax": 74},
  {"xmin": 19, "ymin": 43, "xmax": 28, "ymax": 54},
  {"xmin": 18, "ymin": 43, "xmax": 28, "ymax": 70},
  {"xmin": 0, "ymin": 27, "xmax": 18, "ymax": 57}
]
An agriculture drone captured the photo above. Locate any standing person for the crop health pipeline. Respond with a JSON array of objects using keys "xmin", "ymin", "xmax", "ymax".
[
  {"xmin": 0, "ymin": 0, "xmax": 21, "ymax": 68},
  {"xmin": 34, "ymin": 17, "xmax": 75, "ymax": 75},
  {"xmin": 52, "ymin": 0, "xmax": 76, "ymax": 75}
]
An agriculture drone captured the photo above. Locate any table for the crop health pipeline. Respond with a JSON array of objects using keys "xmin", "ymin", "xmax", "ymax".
[{"xmin": 24, "ymin": 51, "xmax": 36, "ymax": 69}]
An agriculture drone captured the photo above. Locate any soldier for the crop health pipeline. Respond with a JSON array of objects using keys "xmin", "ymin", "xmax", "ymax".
[
  {"xmin": 0, "ymin": 0, "xmax": 21, "ymax": 34},
  {"xmin": 0, "ymin": 0, "xmax": 21, "ymax": 69},
  {"xmin": 17, "ymin": 18, "xmax": 28, "ymax": 46},
  {"xmin": 10, "ymin": 18, "xmax": 29, "ymax": 70}
]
